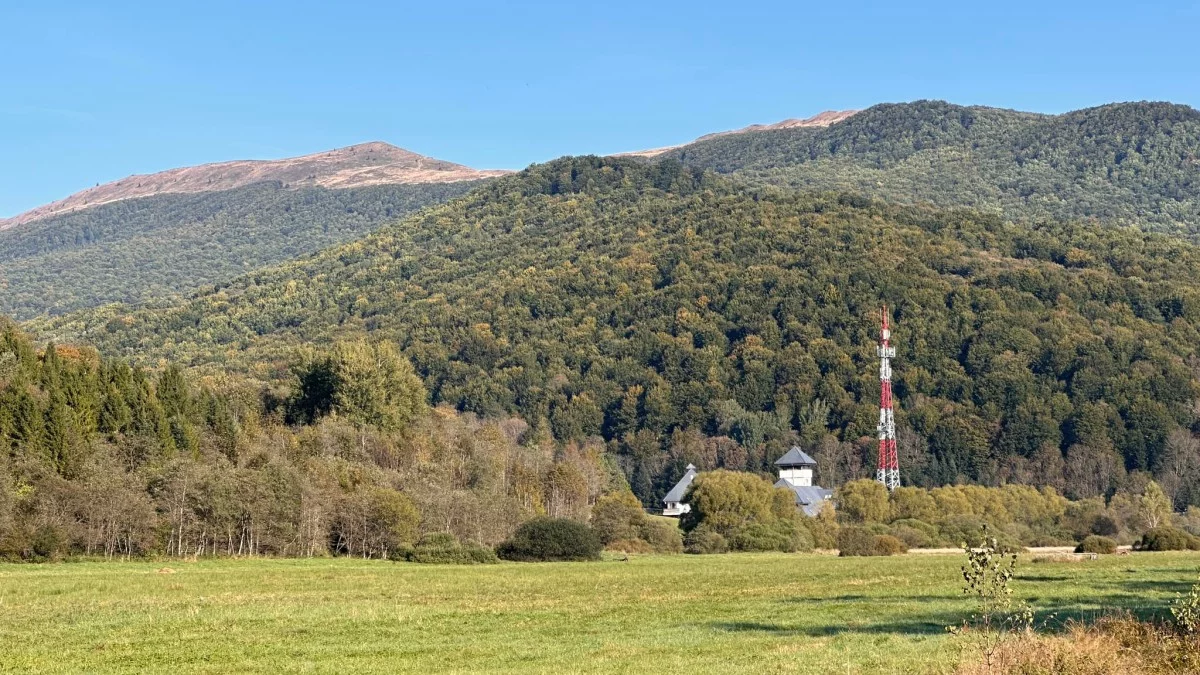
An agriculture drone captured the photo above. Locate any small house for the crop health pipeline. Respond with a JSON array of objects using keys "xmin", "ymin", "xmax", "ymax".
[
  {"xmin": 662, "ymin": 463, "xmax": 697, "ymax": 516},
  {"xmin": 773, "ymin": 446, "xmax": 833, "ymax": 517}
]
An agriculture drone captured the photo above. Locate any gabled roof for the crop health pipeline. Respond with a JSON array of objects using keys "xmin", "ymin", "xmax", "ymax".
[
  {"xmin": 774, "ymin": 446, "xmax": 817, "ymax": 467},
  {"xmin": 663, "ymin": 464, "xmax": 698, "ymax": 504},
  {"xmin": 774, "ymin": 480, "xmax": 834, "ymax": 517}
]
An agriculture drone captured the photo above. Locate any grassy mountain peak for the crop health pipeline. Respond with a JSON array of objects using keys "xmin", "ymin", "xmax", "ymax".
[{"xmin": 1, "ymin": 141, "xmax": 508, "ymax": 230}]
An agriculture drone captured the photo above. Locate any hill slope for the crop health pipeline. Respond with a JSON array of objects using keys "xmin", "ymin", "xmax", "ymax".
[
  {"xmin": 0, "ymin": 143, "xmax": 503, "ymax": 318},
  {"xmin": 0, "ymin": 142, "xmax": 506, "ymax": 230},
  {"xmin": 616, "ymin": 110, "xmax": 857, "ymax": 158},
  {"xmin": 37, "ymin": 157, "xmax": 1200, "ymax": 493},
  {"xmin": 666, "ymin": 100, "xmax": 1200, "ymax": 234}
]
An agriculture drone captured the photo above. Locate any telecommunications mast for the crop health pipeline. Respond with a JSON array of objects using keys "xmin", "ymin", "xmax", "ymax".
[{"xmin": 876, "ymin": 306, "xmax": 900, "ymax": 491}]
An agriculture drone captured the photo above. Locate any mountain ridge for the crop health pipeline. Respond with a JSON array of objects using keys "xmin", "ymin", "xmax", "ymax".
[
  {"xmin": 0, "ymin": 142, "xmax": 509, "ymax": 230},
  {"xmin": 665, "ymin": 100, "xmax": 1200, "ymax": 234},
  {"xmin": 614, "ymin": 109, "xmax": 859, "ymax": 158}
]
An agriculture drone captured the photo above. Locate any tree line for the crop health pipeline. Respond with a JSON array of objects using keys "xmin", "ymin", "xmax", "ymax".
[{"xmin": 0, "ymin": 318, "xmax": 622, "ymax": 560}]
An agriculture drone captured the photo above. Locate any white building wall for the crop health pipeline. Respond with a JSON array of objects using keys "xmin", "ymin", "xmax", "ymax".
[{"xmin": 778, "ymin": 467, "xmax": 813, "ymax": 486}]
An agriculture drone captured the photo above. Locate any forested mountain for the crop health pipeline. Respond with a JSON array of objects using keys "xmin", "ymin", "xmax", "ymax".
[
  {"xmin": 665, "ymin": 101, "xmax": 1200, "ymax": 235},
  {"xmin": 0, "ymin": 181, "xmax": 481, "ymax": 319},
  {"xmin": 35, "ymin": 157, "xmax": 1200, "ymax": 506}
]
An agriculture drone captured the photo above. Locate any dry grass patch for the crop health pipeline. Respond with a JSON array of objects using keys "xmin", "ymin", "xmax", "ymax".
[{"xmin": 957, "ymin": 616, "xmax": 1200, "ymax": 674}]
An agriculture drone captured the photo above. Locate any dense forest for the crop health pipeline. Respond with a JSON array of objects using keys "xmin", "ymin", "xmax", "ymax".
[
  {"xmin": 33, "ymin": 157, "xmax": 1200, "ymax": 508},
  {"xmin": 3, "ymin": 314, "xmax": 1190, "ymax": 561},
  {"xmin": 0, "ymin": 317, "xmax": 624, "ymax": 560},
  {"xmin": 666, "ymin": 101, "xmax": 1200, "ymax": 235},
  {"xmin": 0, "ymin": 180, "xmax": 480, "ymax": 319}
]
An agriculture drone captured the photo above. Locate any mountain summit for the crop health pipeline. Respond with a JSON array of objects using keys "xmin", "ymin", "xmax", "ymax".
[{"xmin": 0, "ymin": 142, "xmax": 508, "ymax": 230}]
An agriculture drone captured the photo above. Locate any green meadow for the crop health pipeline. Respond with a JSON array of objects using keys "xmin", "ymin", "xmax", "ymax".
[{"xmin": 1, "ymin": 552, "xmax": 1196, "ymax": 674}]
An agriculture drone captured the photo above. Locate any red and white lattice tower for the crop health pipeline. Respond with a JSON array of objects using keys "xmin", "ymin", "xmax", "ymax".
[{"xmin": 876, "ymin": 306, "xmax": 900, "ymax": 491}]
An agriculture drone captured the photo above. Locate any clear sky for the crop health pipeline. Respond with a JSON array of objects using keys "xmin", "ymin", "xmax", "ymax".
[{"xmin": 2, "ymin": 0, "xmax": 1197, "ymax": 217}]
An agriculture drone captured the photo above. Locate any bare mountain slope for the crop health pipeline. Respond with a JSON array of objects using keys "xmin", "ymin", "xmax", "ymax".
[{"xmin": 0, "ymin": 142, "xmax": 508, "ymax": 230}]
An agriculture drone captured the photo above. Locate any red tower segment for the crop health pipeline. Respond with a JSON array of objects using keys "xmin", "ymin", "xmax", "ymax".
[{"xmin": 876, "ymin": 306, "xmax": 900, "ymax": 490}]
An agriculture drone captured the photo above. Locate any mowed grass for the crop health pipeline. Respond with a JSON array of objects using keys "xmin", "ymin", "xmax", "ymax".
[{"xmin": 1, "ymin": 552, "xmax": 1196, "ymax": 674}]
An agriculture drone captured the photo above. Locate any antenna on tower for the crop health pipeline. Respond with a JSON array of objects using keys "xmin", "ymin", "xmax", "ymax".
[{"xmin": 876, "ymin": 306, "xmax": 900, "ymax": 491}]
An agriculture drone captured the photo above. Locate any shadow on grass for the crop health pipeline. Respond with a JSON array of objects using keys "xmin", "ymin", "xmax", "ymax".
[
  {"xmin": 732, "ymin": 591, "xmax": 1174, "ymax": 638},
  {"xmin": 781, "ymin": 594, "xmax": 959, "ymax": 605},
  {"xmin": 713, "ymin": 622, "xmax": 803, "ymax": 635}
]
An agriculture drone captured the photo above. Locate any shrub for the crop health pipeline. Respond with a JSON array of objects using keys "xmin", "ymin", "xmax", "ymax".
[
  {"xmin": 873, "ymin": 534, "xmax": 908, "ymax": 556},
  {"xmin": 939, "ymin": 515, "xmax": 1024, "ymax": 553},
  {"xmin": 1026, "ymin": 532, "xmax": 1075, "ymax": 547},
  {"xmin": 31, "ymin": 525, "xmax": 66, "ymax": 562},
  {"xmin": 863, "ymin": 522, "xmax": 890, "ymax": 536},
  {"xmin": 403, "ymin": 532, "xmax": 498, "ymax": 564},
  {"xmin": 1135, "ymin": 526, "xmax": 1200, "ymax": 552},
  {"xmin": 836, "ymin": 479, "xmax": 890, "ymax": 523},
  {"xmin": 1090, "ymin": 514, "xmax": 1120, "ymax": 537},
  {"xmin": 1075, "ymin": 535, "xmax": 1118, "ymax": 555},
  {"xmin": 496, "ymin": 517, "xmax": 602, "ymax": 562},
  {"xmin": 890, "ymin": 518, "xmax": 939, "ymax": 540},
  {"xmin": 837, "ymin": 526, "xmax": 906, "ymax": 556},
  {"xmin": 606, "ymin": 539, "xmax": 654, "ymax": 554},
  {"xmin": 806, "ymin": 502, "xmax": 840, "ymax": 549},
  {"xmin": 731, "ymin": 522, "xmax": 796, "ymax": 552},
  {"xmin": 684, "ymin": 526, "xmax": 728, "ymax": 554},
  {"xmin": 591, "ymin": 492, "xmax": 682, "ymax": 554},
  {"xmin": 591, "ymin": 492, "xmax": 645, "ymax": 545},
  {"xmin": 639, "ymin": 519, "xmax": 683, "ymax": 553},
  {"xmin": 889, "ymin": 524, "xmax": 933, "ymax": 549}
]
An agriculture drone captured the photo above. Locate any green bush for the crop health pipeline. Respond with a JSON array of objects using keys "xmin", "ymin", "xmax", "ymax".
[
  {"xmin": 1090, "ymin": 515, "xmax": 1120, "ymax": 537},
  {"xmin": 606, "ymin": 539, "xmax": 654, "ymax": 554},
  {"xmin": 838, "ymin": 527, "xmax": 908, "ymax": 557},
  {"xmin": 889, "ymin": 524, "xmax": 933, "ymax": 549},
  {"xmin": 496, "ymin": 518, "xmax": 602, "ymax": 562},
  {"xmin": 873, "ymin": 534, "xmax": 908, "ymax": 556},
  {"xmin": 402, "ymin": 532, "xmax": 498, "ymax": 564},
  {"xmin": 1075, "ymin": 535, "xmax": 1118, "ymax": 555},
  {"xmin": 1025, "ymin": 532, "xmax": 1076, "ymax": 548},
  {"xmin": 684, "ymin": 526, "xmax": 729, "ymax": 554},
  {"xmin": 939, "ymin": 515, "xmax": 1024, "ymax": 553},
  {"xmin": 730, "ymin": 522, "xmax": 795, "ymax": 552},
  {"xmin": 639, "ymin": 519, "xmax": 683, "ymax": 554},
  {"xmin": 1135, "ymin": 526, "xmax": 1200, "ymax": 552},
  {"xmin": 31, "ymin": 525, "xmax": 66, "ymax": 562},
  {"xmin": 591, "ymin": 492, "xmax": 646, "ymax": 545},
  {"xmin": 890, "ymin": 518, "xmax": 939, "ymax": 540}
]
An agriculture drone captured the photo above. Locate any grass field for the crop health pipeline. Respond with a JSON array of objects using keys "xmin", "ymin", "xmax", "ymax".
[{"xmin": 1, "ymin": 552, "xmax": 1197, "ymax": 674}]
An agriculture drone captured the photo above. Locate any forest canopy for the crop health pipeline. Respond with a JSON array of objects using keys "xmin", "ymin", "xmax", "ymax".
[
  {"xmin": 31, "ymin": 156, "xmax": 1200, "ymax": 508},
  {"xmin": 666, "ymin": 100, "xmax": 1200, "ymax": 236},
  {"xmin": 0, "ymin": 180, "xmax": 480, "ymax": 319}
]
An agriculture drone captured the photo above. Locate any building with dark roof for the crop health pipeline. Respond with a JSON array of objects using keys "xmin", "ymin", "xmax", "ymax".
[
  {"xmin": 660, "ymin": 449, "xmax": 833, "ymax": 518},
  {"xmin": 773, "ymin": 446, "xmax": 833, "ymax": 517},
  {"xmin": 662, "ymin": 464, "xmax": 697, "ymax": 516}
]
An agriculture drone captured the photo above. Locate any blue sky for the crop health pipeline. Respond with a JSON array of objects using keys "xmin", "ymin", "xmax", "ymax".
[{"xmin": 2, "ymin": 0, "xmax": 1197, "ymax": 217}]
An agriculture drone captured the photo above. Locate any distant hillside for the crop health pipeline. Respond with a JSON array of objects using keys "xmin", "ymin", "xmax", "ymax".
[
  {"xmin": 37, "ymin": 157, "xmax": 1200, "ymax": 495},
  {"xmin": 0, "ymin": 142, "xmax": 504, "ymax": 318},
  {"xmin": 0, "ymin": 180, "xmax": 482, "ymax": 319},
  {"xmin": 665, "ymin": 100, "xmax": 1200, "ymax": 234},
  {"xmin": 0, "ymin": 142, "xmax": 507, "ymax": 230}
]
